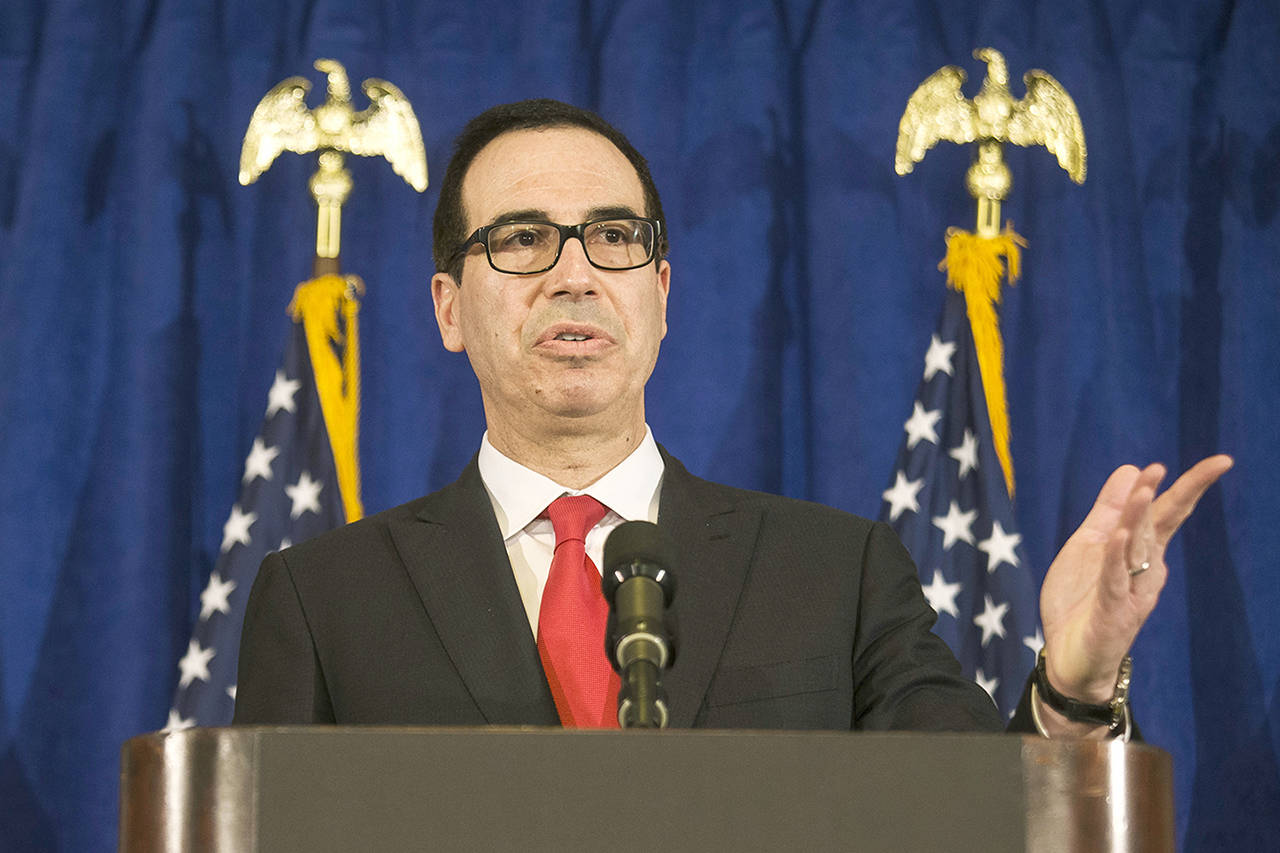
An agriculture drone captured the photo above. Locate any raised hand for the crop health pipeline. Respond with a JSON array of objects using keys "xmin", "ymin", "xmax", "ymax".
[{"xmin": 1038, "ymin": 455, "xmax": 1233, "ymax": 717}]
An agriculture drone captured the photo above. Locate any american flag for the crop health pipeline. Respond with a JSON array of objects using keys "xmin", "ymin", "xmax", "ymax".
[
  {"xmin": 879, "ymin": 289, "xmax": 1040, "ymax": 717},
  {"xmin": 166, "ymin": 316, "xmax": 347, "ymax": 729}
]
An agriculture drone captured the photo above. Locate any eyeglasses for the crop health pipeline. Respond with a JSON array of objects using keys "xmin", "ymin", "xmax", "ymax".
[{"xmin": 451, "ymin": 216, "xmax": 662, "ymax": 276}]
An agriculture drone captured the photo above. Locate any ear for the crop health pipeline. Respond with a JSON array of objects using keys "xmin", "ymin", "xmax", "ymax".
[
  {"xmin": 431, "ymin": 272, "xmax": 466, "ymax": 353},
  {"xmin": 657, "ymin": 259, "xmax": 671, "ymax": 340}
]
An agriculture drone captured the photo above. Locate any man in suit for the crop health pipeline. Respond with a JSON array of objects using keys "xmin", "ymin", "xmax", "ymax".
[{"xmin": 234, "ymin": 99, "xmax": 1230, "ymax": 736}]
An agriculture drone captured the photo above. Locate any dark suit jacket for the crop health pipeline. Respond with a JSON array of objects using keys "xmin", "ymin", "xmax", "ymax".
[{"xmin": 234, "ymin": 450, "xmax": 1009, "ymax": 731}]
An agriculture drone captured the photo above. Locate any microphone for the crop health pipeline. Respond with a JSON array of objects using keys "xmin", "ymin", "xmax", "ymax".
[{"xmin": 602, "ymin": 521, "xmax": 677, "ymax": 729}]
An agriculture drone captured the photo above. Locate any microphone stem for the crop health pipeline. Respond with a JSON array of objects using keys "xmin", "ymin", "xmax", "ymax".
[{"xmin": 623, "ymin": 659, "xmax": 661, "ymax": 728}]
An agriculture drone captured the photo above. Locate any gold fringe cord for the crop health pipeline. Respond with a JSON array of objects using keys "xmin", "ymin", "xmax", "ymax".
[
  {"xmin": 288, "ymin": 274, "xmax": 365, "ymax": 522},
  {"xmin": 938, "ymin": 225, "xmax": 1026, "ymax": 497}
]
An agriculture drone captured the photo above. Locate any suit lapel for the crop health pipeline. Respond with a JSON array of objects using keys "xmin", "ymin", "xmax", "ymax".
[
  {"xmin": 657, "ymin": 451, "xmax": 760, "ymax": 727},
  {"xmin": 385, "ymin": 450, "xmax": 754, "ymax": 729},
  {"xmin": 389, "ymin": 459, "xmax": 559, "ymax": 725}
]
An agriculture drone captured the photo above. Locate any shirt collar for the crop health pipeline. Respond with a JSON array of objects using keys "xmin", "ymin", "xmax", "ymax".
[{"xmin": 477, "ymin": 427, "xmax": 664, "ymax": 539}]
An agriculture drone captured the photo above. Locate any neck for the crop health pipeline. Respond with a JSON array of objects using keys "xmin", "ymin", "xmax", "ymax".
[{"xmin": 484, "ymin": 412, "xmax": 647, "ymax": 490}]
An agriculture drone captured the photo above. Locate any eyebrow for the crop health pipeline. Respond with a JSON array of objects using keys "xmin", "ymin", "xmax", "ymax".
[{"xmin": 484, "ymin": 204, "xmax": 642, "ymax": 227}]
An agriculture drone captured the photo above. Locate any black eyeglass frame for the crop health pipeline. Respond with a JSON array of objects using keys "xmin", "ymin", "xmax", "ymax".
[{"xmin": 449, "ymin": 216, "xmax": 664, "ymax": 278}]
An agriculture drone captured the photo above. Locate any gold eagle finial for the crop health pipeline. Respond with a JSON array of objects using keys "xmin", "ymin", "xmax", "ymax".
[
  {"xmin": 895, "ymin": 48, "xmax": 1085, "ymax": 235},
  {"xmin": 239, "ymin": 58, "xmax": 427, "ymax": 191},
  {"xmin": 239, "ymin": 59, "xmax": 428, "ymax": 268}
]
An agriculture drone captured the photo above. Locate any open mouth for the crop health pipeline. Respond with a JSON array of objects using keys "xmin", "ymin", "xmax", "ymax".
[{"xmin": 537, "ymin": 323, "xmax": 613, "ymax": 348}]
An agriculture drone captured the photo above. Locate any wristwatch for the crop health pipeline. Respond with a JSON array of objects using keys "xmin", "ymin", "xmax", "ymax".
[{"xmin": 1032, "ymin": 647, "xmax": 1131, "ymax": 736}]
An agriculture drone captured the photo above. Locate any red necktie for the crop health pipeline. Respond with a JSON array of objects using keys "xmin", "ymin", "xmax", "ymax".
[{"xmin": 537, "ymin": 495, "xmax": 621, "ymax": 728}]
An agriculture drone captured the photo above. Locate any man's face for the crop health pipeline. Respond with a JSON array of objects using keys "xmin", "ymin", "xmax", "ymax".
[{"xmin": 432, "ymin": 127, "xmax": 669, "ymax": 438}]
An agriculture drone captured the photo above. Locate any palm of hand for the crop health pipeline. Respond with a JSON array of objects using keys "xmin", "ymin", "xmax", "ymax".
[{"xmin": 1038, "ymin": 456, "xmax": 1232, "ymax": 702}]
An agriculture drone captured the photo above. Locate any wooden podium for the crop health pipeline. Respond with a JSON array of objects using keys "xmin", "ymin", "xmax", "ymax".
[{"xmin": 120, "ymin": 727, "xmax": 1174, "ymax": 851}]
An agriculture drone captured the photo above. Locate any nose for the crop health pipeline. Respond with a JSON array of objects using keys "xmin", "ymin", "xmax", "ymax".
[{"xmin": 543, "ymin": 234, "xmax": 597, "ymax": 297}]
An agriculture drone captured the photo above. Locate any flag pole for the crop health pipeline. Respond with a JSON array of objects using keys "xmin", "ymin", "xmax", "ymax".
[
  {"xmin": 167, "ymin": 59, "xmax": 427, "ymax": 729},
  {"xmin": 878, "ymin": 48, "xmax": 1086, "ymax": 716}
]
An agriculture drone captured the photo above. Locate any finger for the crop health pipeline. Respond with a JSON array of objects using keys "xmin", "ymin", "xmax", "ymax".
[
  {"xmin": 1106, "ymin": 510, "xmax": 1166, "ymax": 617},
  {"xmin": 1101, "ymin": 526, "xmax": 1133, "ymax": 606},
  {"xmin": 1129, "ymin": 463, "xmax": 1165, "ymax": 555},
  {"xmin": 1118, "ymin": 465, "xmax": 1174, "ymax": 611},
  {"xmin": 1116, "ymin": 474, "xmax": 1159, "ymax": 565},
  {"xmin": 1152, "ymin": 454, "xmax": 1234, "ymax": 543},
  {"xmin": 1083, "ymin": 463, "xmax": 1161, "ymax": 551},
  {"xmin": 1076, "ymin": 464, "xmax": 1143, "ymax": 535}
]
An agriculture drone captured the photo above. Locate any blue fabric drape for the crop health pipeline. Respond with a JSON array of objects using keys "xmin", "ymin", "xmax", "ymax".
[{"xmin": 1, "ymin": 1, "xmax": 1276, "ymax": 849}]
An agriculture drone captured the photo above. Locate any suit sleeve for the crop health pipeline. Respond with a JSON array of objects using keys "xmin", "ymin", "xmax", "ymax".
[
  {"xmin": 851, "ymin": 521, "xmax": 1005, "ymax": 732},
  {"xmin": 233, "ymin": 551, "xmax": 336, "ymax": 724}
]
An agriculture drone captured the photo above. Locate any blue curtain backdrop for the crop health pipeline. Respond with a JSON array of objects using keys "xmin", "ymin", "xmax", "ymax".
[{"xmin": 1, "ymin": 1, "xmax": 1276, "ymax": 849}]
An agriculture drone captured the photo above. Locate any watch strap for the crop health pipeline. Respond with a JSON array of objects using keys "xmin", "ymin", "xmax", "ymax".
[{"xmin": 1033, "ymin": 647, "xmax": 1131, "ymax": 732}]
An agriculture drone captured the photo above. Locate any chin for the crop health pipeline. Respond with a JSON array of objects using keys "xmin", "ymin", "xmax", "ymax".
[
  {"xmin": 542, "ymin": 396, "xmax": 611, "ymax": 421},
  {"xmin": 537, "ymin": 382, "xmax": 623, "ymax": 422}
]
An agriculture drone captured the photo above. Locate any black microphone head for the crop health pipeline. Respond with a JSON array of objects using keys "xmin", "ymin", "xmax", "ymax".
[{"xmin": 602, "ymin": 520, "xmax": 676, "ymax": 602}]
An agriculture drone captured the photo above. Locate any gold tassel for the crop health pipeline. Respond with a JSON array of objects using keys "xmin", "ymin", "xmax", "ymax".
[
  {"xmin": 938, "ymin": 224, "xmax": 1026, "ymax": 497},
  {"xmin": 288, "ymin": 274, "xmax": 365, "ymax": 522}
]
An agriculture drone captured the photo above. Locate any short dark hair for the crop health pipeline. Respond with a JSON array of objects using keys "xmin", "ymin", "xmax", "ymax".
[{"xmin": 432, "ymin": 98, "xmax": 668, "ymax": 282}]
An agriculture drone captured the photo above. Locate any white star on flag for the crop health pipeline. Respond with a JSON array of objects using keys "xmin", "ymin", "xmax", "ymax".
[
  {"xmin": 903, "ymin": 401, "xmax": 942, "ymax": 449},
  {"xmin": 973, "ymin": 595, "xmax": 1009, "ymax": 646},
  {"xmin": 177, "ymin": 639, "xmax": 216, "ymax": 688},
  {"xmin": 978, "ymin": 520, "xmax": 1022, "ymax": 573},
  {"xmin": 242, "ymin": 437, "xmax": 280, "ymax": 483},
  {"xmin": 198, "ymin": 571, "xmax": 237, "ymax": 621},
  {"xmin": 932, "ymin": 500, "xmax": 977, "ymax": 550},
  {"xmin": 1023, "ymin": 628, "xmax": 1045, "ymax": 658},
  {"xmin": 226, "ymin": 685, "xmax": 237, "ymax": 701},
  {"xmin": 881, "ymin": 471, "xmax": 924, "ymax": 521},
  {"xmin": 285, "ymin": 471, "xmax": 324, "ymax": 519},
  {"xmin": 266, "ymin": 370, "xmax": 301, "ymax": 417},
  {"xmin": 949, "ymin": 429, "xmax": 978, "ymax": 478},
  {"xmin": 921, "ymin": 569, "xmax": 962, "ymax": 618},
  {"xmin": 974, "ymin": 668, "xmax": 1000, "ymax": 699},
  {"xmin": 922, "ymin": 334, "xmax": 956, "ymax": 380},
  {"xmin": 163, "ymin": 708, "xmax": 196, "ymax": 733},
  {"xmin": 220, "ymin": 504, "xmax": 257, "ymax": 552}
]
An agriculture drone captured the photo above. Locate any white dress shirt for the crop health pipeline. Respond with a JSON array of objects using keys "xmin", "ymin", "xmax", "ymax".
[{"xmin": 477, "ymin": 428, "xmax": 665, "ymax": 636}]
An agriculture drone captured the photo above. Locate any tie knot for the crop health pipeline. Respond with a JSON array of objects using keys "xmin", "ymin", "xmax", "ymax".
[{"xmin": 544, "ymin": 494, "xmax": 608, "ymax": 544}]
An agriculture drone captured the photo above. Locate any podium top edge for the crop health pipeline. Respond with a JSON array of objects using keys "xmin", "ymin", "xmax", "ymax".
[{"xmin": 122, "ymin": 725, "xmax": 1170, "ymax": 758}]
